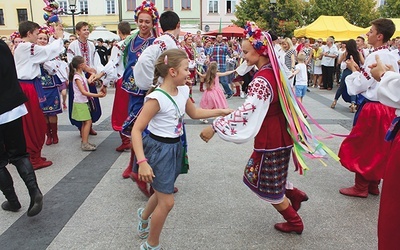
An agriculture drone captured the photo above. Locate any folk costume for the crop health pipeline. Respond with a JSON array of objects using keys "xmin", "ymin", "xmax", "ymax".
[
  {"xmin": 211, "ymin": 22, "xmax": 336, "ymax": 234},
  {"xmin": 183, "ymin": 32, "xmax": 196, "ymax": 103},
  {"xmin": 341, "ymin": 46, "xmax": 398, "ymax": 197},
  {"xmin": 376, "ymin": 71, "xmax": 400, "ymax": 250},
  {"xmin": 67, "ymin": 37, "xmax": 104, "ymax": 130},
  {"xmin": 101, "ymin": 36, "xmax": 131, "ymax": 152},
  {"xmin": 14, "ymin": 36, "xmax": 64, "ymax": 169},
  {"xmin": 122, "ymin": 32, "xmax": 180, "ymax": 195}
]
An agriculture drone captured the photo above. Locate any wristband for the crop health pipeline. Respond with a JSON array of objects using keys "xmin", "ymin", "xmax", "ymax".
[
  {"xmin": 136, "ymin": 158, "xmax": 148, "ymax": 165},
  {"xmin": 380, "ymin": 72, "xmax": 386, "ymax": 79}
]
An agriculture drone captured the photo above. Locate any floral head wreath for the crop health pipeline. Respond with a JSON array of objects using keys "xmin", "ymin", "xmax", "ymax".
[
  {"xmin": 134, "ymin": 1, "xmax": 159, "ymax": 26},
  {"xmin": 38, "ymin": 26, "xmax": 51, "ymax": 36},
  {"xmin": 184, "ymin": 32, "xmax": 192, "ymax": 41},
  {"xmin": 243, "ymin": 21, "xmax": 269, "ymax": 56},
  {"xmin": 10, "ymin": 31, "xmax": 21, "ymax": 42}
]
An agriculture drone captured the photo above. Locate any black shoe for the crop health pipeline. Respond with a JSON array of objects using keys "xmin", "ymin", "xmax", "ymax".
[
  {"xmin": 1, "ymin": 200, "xmax": 21, "ymax": 212},
  {"xmin": 226, "ymin": 94, "xmax": 233, "ymax": 99},
  {"xmin": 307, "ymin": 88, "xmax": 310, "ymax": 92},
  {"xmin": 27, "ymin": 189, "xmax": 43, "ymax": 217}
]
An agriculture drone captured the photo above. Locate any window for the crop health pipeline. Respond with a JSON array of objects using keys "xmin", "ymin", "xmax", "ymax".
[
  {"xmin": 127, "ymin": 0, "xmax": 136, "ymax": 11},
  {"xmin": 226, "ymin": 0, "xmax": 236, "ymax": 13},
  {"xmin": 79, "ymin": 0, "xmax": 88, "ymax": 14},
  {"xmin": 59, "ymin": 1, "xmax": 67, "ymax": 14},
  {"xmin": 208, "ymin": 0, "xmax": 218, "ymax": 13},
  {"xmin": 164, "ymin": 0, "xmax": 173, "ymax": 10},
  {"xmin": 17, "ymin": 9, "xmax": 28, "ymax": 23},
  {"xmin": 0, "ymin": 9, "xmax": 4, "ymax": 25},
  {"xmin": 182, "ymin": 0, "xmax": 191, "ymax": 10},
  {"xmin": 106, "ymin": 0, "xmax": 116, "ymax": 14}
]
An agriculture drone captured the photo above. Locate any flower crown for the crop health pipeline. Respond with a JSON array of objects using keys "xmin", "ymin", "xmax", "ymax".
[
  {"xmin": 134, "ymin": 1, "xmax": 159, "ymax": 25},
  {"xmin": 10, "ymin": 31, "xmax": 21, "ymax": 42},
  {"xmin": 243, "ymin": 21, "xmax": 269, "ymax": 56},
  {"xmin": 39, "ymin": 26, "xmax": 51, "ymax": 36},
  {"xmin": 184, "ymin": 32, "xmax": 192, "ymax": 41}
]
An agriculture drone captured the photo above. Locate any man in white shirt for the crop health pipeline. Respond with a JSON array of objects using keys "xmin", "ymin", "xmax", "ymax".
[{"xmin": 321, "ymin": 36, "xmax": 338, "ymax": 90}]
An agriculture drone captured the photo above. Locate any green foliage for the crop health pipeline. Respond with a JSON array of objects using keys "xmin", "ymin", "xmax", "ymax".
[
  {"xmin": 379, "ymin": 0, "xmax": 400, "ymax": 18},
  {"xmin": 234, "ymin": 0, "xmax": 380, "ymax": 37}
]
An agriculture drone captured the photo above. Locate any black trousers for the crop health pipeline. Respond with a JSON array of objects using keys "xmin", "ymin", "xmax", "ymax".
[
  {"xmin": 0, "ymin": 117, "xmax": 29, "ymax": 168},
  {"xmin": 322, "ymin": 65, "xmax": 335, "ymax": 89}
]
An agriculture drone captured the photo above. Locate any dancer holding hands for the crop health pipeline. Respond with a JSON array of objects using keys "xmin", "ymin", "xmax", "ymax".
[{"xmin": 133, "ymin": 49, "xmax": 231, "ymax": 250}]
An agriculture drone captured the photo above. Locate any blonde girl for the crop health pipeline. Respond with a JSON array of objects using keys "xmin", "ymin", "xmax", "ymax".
[
  {"xmin": 132, "ymin": 49, "xmax": 231, "ymax": 250},
  {"xmin": 68, "ymin": 56, "xmax": 105, "ymax": 151}
]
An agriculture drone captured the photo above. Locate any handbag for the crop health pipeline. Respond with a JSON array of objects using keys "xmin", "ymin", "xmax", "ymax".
[{"xmin": 154, "ymin": 88, "xmax": 189, "ymax": 174}]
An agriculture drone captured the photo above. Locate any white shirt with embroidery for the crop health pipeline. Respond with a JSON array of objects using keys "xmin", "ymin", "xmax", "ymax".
[
  {"xmin": 345, "ymin": 48, "xmax": 398, "ymax": 101},
  {"xmin": 67, "ymin": 39, "xmax": 104, "ymax": 73},
  {"xmin": 213, "ymin": 74, "xmax": 273, "ymax": 144},
  {"xmin": 14, "ymin": 39, "xmax": 64, "ymax": 80},
  {"xmin": 377, "ymin": 71, "xmax": 400, "ymax": 116},
  {"xmin": 102, "ymin": 39, "xmax": 126, "ymax": 86},
  {"xmin": 134, "ymin": 34, "xmax": 180, "ymax": 91}
]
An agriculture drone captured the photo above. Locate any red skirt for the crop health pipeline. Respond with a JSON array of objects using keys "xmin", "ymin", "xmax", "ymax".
[
  {"xmin": 338, "ymin": 102, "xmax": 396, "ymax": 181},
  {"xmin": 20, "ymin": 81, "xmax": 46, "ymax": 156},
  {"xmin": 378, "ymin": 133, "xmax": 400, "ymax": 250},
  {"xmin": 111, "ymin": 78, "xmax": 129, "ymax": 131}
]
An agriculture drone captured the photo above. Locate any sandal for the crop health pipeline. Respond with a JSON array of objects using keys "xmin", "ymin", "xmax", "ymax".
[
  {"xmin": 330, "ymin": 100, "xmax": 337, "ymax": 109},
  {"xmin": 137, "ymin": 208, "xmax": 150, "ymax": 239},
  {"xmin": 140, "ymin": 241, "xmax": 163, "ymax": 250}
]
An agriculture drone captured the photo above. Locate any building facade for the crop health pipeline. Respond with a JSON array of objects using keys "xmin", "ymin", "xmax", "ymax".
[{"xmin": 201, "ymin": 0, "xmax": 241, "ymax": 32}]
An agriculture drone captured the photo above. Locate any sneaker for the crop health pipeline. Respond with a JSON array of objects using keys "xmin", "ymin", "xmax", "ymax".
[
  {"xmin": 81, "ymin": 142, "xmax": 96, "ymax": 151},
  {"xmin": 240, "ymin": 91, "xmax": 246, "ymax": 99},
  {"xmin": 226, "ymin": 94, "xmax": 233, "ymax": 99}
]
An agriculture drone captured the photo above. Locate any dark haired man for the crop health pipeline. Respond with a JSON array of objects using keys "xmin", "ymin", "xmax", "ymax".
[
  {"xmin": 14, "ymin": 21, "xmax": 64, "ymax": 169},
  {"xmin": 339, "ymin": 18, "xmax": 399, "ymax": 198}
]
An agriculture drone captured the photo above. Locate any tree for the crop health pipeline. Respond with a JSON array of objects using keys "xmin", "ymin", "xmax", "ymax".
[
  {"xmin": 379, "ymin": 0, "xmax": 400, "ymax": 18},
  {"xmin": 307, "ymin": 0, "xmax": 379, "ymax": 27}
]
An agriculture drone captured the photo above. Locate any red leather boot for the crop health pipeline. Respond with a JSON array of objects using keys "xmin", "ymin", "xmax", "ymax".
[
  {"xmin": 274, "ymin": 205, "xmax": 304, "ymax": 234},
  {"xmin": 339, "ymin": 173, "xmax": 369, "ymax": 198},
  {"xmin": 368, "ymin": 180, "xmax": 380, "ymax": 195},
  {"xmin": 130, "ymin": 172, "xmax": 151, "ymax": 197},
  {"xmin": 233, "ymin": 86, "xmax": 241, "ymax": 96},
  {"xmin": 30, "ymin": 152, "xmax": 52, "ymax": 170},
  {"xmin": 116, "ymin": 132, "xmax": 131, "ymax": 152},
  {"xmin": 45, "ymin": 123, "xmax": 52, "ymax": 145},
  {"xmin": 200, "ymin": 82, "xmax": 204, "ymax": 92},
  {"xmin": 285, "ymin": 187, "xmax": 309, "ymax": 211},
  {"xmin": 50, "ymin": 123, "xmax": 59, "ymax": 144},
  {"xmin": 122, "ymin": 149, "xmax": 134, "ymax": 179}
]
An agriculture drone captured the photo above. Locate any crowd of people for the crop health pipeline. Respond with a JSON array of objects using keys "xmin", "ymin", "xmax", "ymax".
[{"xmin": 0, "ymin": 0, "xmax": 400, "ymax": 248}]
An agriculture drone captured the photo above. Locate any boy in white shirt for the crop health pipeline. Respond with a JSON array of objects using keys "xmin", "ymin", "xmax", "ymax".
[{"xmin": 290, "ymin": 53, "xmax": 308, "ymax": 103}]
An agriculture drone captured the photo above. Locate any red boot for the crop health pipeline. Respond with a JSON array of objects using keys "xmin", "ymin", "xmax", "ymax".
[
  {"xmin": 50, "ymin": 123, "xmax": 59, "ymax": 144},
  {"xmin": 45, "ymin": 124, "xmax": 52, "ymax": 145},
  {"xmin": 339, "ymin": 173, "xmax": 369, "ymax": 198},
  {"xmin": 200, "ymin": 82, "xmax": 204, "ymax": 92},
  {"xmin": 30, "ymin": 153, "xmax": 52, "ymax": 170},
  {"xmin": 368, "ymin": 180, "xmax": 380, "ymax": 195},
  {"xmin": 122, "ymin": 149, "xmax": 134, "ymax": 179},
  {"xmin": 285, "ymin": 188, "xmax": 309, "ymax": 211},
  {"xmin": 89, "ymin": 127, "xmax": 97, "ymax": 135},
  {"xmin": 130, "ymin": 172, "xmax": 151, "ymax": 197},
  {"xmin": 116, "ymin": 132, "xmax": 131, "ymax": 152},
  {"xmin": 274, "ymin": 205, "xmax": 304, "ymax": 234},
  {"xmin": 233, "ymin": 86, "xmax": 241, "ymax": 96}
]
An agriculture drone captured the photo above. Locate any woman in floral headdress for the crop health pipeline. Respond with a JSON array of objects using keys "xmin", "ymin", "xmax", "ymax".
[
  {"xmin": 118, "ymin": 1, "xmax": 160, "ymax": 195},
  {"xmin": 9, "ymin": 31, "xmax": 22, "ymax": 54},
  {"xmin": 36, "ymin": 26, "xmax": 65, "ymax": 146},
  {"xmin": 200, "ymin": 22, "xmax": 332, "ymax": 234},
  {"xmin": 183, "ymin": 32, "xmax": 196, "ymax": 103}
]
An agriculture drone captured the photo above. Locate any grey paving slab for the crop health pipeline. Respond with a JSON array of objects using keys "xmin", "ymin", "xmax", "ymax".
[{"xmin": 0, "ymin": 85, "xmax": 380, "ymax": 250}]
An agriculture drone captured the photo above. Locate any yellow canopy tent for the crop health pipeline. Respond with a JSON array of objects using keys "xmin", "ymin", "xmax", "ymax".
[
  {"xmin": 294, "ymin": 15, "xmax": 366, "ymax": 41},
  {"xmin": 363, "ymin": 18, "xmax": 400, "ymax": 39}
]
